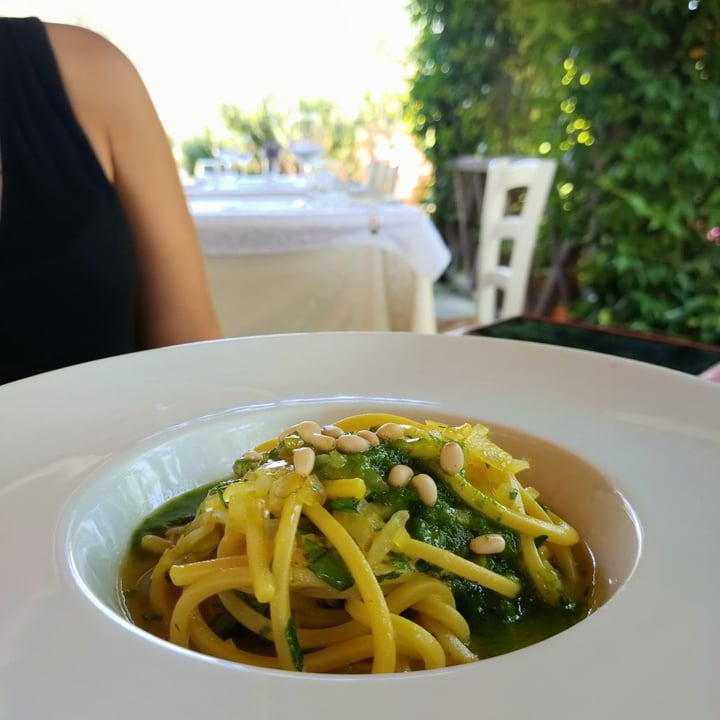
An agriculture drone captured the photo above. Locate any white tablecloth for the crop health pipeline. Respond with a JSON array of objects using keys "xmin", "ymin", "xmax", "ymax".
[
  {"xmin": 190, "ymin": 194, "xmax": 450, "ymax": 282},
  {"xmin": 184, "ymin": 175, "xmax": 311, "ymax": 197},
  {"xmin": 189, "ymin": 192, "xmax": 451, "ymax": 337}
]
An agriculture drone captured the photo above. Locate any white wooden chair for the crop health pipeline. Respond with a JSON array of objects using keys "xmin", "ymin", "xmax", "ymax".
[
  {"xmin": 364, "ymin": 160, "xmax": 399, "ymax": 199},
  {"xmin": 449, "ymin": 155, "xmax": 492, "ymax": 276},
  {"xmin": 474, "ymin": 157, "xmax": 557, "ymax": 324}
]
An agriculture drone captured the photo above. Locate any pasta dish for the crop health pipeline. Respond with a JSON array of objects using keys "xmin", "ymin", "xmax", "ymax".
[{"xmin": 121, "ymin": 413, "xmax": 593, "ymax": 673}]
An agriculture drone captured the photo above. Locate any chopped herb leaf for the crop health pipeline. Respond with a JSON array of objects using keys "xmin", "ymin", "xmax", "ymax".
[
  {"xmin": 534, "ymin": 535, "xmax": 549, "ymax": 548},
  {"xmin": 285, "ymin": 619, "xmax": 304, "ymax": 671},
  {"xmin": 232, "ymin": 590, "xmax": 269, "ymax": 615},
  {"xmin": 375, "ymin": 571, "xmax": 402, "ymax": 582},
  {"xmin": 210, "ymin": 612, "xmax": 239, "ymax": 639},
  {"xmin": 304, "ymin": 538, "xmax": 354, "ymax": 591},
  {"xmin": 326, "ymin": 497, "xmax": 360, "ymax": 513}
]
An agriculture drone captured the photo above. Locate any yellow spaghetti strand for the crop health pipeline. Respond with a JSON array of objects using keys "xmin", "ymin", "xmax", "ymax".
[
  {"xmin": 244, "ymin": 496, "xmax": 276, "ymax": 603},
  {"xmin": 270, "ymin": 493, "xmax": 304, "ymax": 671},
  {"xmin": 519, "ymin": 532, "xmax": 564, "ymax": 605},
  {"xmin": 218, "ymin": 591, "xmax": 273, "ymax": 640},
  {"xmin": 413, "ymin": 597, "xmax": 470, "ymax": 642},
  {"xmin": 547, "ymin": 508, "xmax": 581, "ymax": 594},
  {"xmin": 149, "ymin": 560, "xmax": 175, "ymax": 621},
  {"xmin": 148, "ymin": 514, "xmax": 222, "ymax": 618},
  {"xmin": 513, "ymin": 486, "xmax": 579, "ymax": 602},
  {"xmin": 187, "ymin": 611, "xmax": 279, "ymax": 668},
  {"xmin": 383, "ymin": 577, "xmax": 469, "ymax": 641},
  {"xmin": 291, "ymin": 605, "xmax": 351, "ymax": 627},
  {"xmin": 302, "ymin": 501, "xmax": 396, "ymax": 673},
  {"xmin": 220, "ymin": 592, "xmax": 365, "ymax": 649},
  {"xmin": 393, "ymin": 527, "xmax": 521, "ymax": 598},
  {"xmin": 139, "ymin": 534, "xmax": 173, "ymax": 555},
  {"xmin": 444, "ymin": 473, "xmax": 579, "ymax": 546},
  {"xmin": 345, "ymin": 598, "xmax": 446, "ymax": 670},
  {"xmin": 216, "ymin": 523, "xmax": 246, "ymax": 558},
  {"xmin": 390, "ymin": 614, "xmax": 446, "ymax": 670},
  {"xmin": 296, "ymin": 620, "xmax": 368, "ymax": 649},
  {"xmin": 418, "ymin": 614, "xmax": 478, "ymax": 665},
  {"xmin": 506, "ymin": 474, "xmax": 526, "ymax": 512},
  {"xmin": 168, "ymin": 567, "xmax": 257, "ymax": 647},
  {"xmin": 334, "ymin": 413, "xmax": 427, "ymax": 433},
  {"xmin": 384, "ymin": 575, "xmax": 457, "ymax": 612},
  {"xmin": 366, "ymin": 509, "xmax": 410, "ymax": 567},
  {"xmin": 323, "ymin": 477, "xmax": 366, "ymax": 500},
  {"xmin": 169, "ymin": 556, "xmax": 249, "ymax": 586},
  {"xmin": 550, "ymin": 542, "xmax": 581, "ymax": 596},
  {"xmin": 303, "ymin": 635, "xmax": 376, "ymax": 673}
]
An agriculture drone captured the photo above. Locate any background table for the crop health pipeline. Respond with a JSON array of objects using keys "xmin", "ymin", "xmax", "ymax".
[
  {"xmin": 189, "ymin": 192, "xmax": 451, "ymax": 337},
  {"xmin": 447, "ymin": 314, "xmax": 720, "ymax": 381},
  {"xmin": 185, "ymin": 174, "xmax": 311, "ymax": 197}
]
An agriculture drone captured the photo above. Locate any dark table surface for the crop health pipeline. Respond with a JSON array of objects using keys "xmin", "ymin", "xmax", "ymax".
[{"xmin": 448, "ymin": 315, "xmax": 720, "ymax": 379}]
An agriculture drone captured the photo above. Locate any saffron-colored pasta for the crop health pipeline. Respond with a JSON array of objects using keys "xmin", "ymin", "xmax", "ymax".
[{"xmin": 121, "ymin": 413, "xmax": 594, "ymax": 673}]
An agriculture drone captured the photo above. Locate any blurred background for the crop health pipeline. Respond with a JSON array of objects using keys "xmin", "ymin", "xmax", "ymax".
[{"xmin": 2, "ymin": 0, "xmax": 719, "ymax": 344}]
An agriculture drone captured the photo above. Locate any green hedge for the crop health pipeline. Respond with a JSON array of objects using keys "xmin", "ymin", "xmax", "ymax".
[{"xmin": 406, "ymin": 0, "xmax": 720, "ymax": 344}]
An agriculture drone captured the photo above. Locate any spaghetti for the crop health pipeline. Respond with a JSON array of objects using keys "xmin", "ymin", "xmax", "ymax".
[{"xmin": 121, "ymin": 413, "xmax": 593, "ymax": 673}]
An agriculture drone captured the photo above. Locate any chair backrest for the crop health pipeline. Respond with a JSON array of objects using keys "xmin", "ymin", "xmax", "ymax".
[
  {"xmin": 474, "ymin": 157, "xmax": 557, "ymax": 324},
  {"xmin": 366, "ymin": 160, "xmax": 399, "ymax": 199}
]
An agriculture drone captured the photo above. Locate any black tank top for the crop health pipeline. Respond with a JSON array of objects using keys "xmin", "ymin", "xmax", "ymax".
[{"xmin": 0, "ymin": 17, "xmax": 139, "ymax": 384}]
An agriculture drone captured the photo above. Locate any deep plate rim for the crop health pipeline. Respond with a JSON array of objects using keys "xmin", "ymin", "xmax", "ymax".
[{"xmin": 1, "ymin": 331, "xmax": 718, "ymax": 720}]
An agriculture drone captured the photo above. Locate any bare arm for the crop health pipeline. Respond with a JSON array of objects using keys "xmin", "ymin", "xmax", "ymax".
[{"xmin": 45, "ymin": 22, "xmax": 223, "ymax": 347}]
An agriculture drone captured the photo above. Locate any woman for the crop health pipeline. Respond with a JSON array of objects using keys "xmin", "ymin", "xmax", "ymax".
[{"xmin": 0, "ymin": 17, "xmax": 223, "ymax": 384}]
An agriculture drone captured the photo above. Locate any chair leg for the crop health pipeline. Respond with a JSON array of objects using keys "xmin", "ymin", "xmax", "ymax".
[
  {"xmin": 468, "ymin": 172, "xmax": 486, "ymax": 292},
  {"xmin": 451, "ymin": 170, "xmax": 471, "ymax": 275}
]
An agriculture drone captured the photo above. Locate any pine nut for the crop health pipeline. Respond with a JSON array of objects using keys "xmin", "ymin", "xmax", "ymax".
[
  {"xmin": 242, "ymin": 450, "xmax": 263, "ymax": 461},
  {"xmin": 293, "ymin": 446, "xmax": 316, "ymax": 477},
  {"xmin": 439, "ymin": 441, "xmax": 464, "ymax": 474},
  {"xmin": 375, "ymin": 422, "xmax": 406, "ymax": 441},
  {"xmin": 411, "ymin": 473, "xmax": 438, "ymax": 506},
  {"xmin": 357, "ymin": 429, "xmax": 380, "ymax": 446},
  {"xmin": 308, "ymin": 432, "xmax": 336, "ymax": 452},
  {"xmin": 296, "ymin": 420, "xmax": 322, "ymax": 443},
  {"xmin": 388, "ymin": 464, "xmax": 414, "ymax": 487},
  {"xmin": 336, "ymin": 433, "xmax": 371, "ymax": 454},
  {"xmin": 278, "ymin": 424, "xmax": 299, "ymax": 443},
  {"xmin": 321, "ymin": 424, "xmax": 345, "ymax": 438},
  {"xmin": 469, "ymin": 533, "xmax": 506, "ymax": 555}
]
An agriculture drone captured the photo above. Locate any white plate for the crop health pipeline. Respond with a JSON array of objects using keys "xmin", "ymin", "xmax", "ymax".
[{"xmin": 0, "ymin": 332, "xmax": 718, "ymax": 720}]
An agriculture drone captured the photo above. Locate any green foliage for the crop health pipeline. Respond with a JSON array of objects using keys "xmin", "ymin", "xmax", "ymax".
[
  {"xmin": 406, "ymin": 0, "xmax": 720, "ymax": 344},
  {"xmin": 178, "ymin": 130, "xmax": 215, "ymax": 177},
  {"xmin": 216, "ymin": 96, "xmax": 394, "ymax": 180},
  {"xmin": 220, "ymin": 96, "xmax": 289, "ymax": 147},
  {"xmin": 405, "ymin": 1, "xmax": 528, "ymax": 221}
]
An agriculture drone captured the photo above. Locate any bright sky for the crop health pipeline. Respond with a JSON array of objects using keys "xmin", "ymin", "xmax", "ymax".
[{"xmin": 0, "ymin": 0, "xmax": 418, "ymax": 140}]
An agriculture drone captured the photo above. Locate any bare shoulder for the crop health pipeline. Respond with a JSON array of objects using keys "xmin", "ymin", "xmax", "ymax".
[
  {"xmin": 43, "ymin": 21, "xmax": 152, "ymax": 115},
  {"xmin": 43, "ymin": 22, "xmax": 139, "ymax": 83},
  {"xmin": 42, "ymin": 22, "xmax": 161, "ymax": 178}
]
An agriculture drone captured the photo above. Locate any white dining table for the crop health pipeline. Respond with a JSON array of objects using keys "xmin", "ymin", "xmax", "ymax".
[
  {"xmin": 185, "ymin": 174, "xmax": 312, "ymax": 197},
  {"xmin": 187, "ymin": 184, "xmax": 451, "ymax": 337}
]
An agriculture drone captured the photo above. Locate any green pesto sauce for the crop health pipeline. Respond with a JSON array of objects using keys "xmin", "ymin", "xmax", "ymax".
[
  {"xmin": 129, "ymin": 478, "xmax": 225, "ymax": 550},
  {"xmin": 274, "ymin": 434, "xmax": 592, "ymax": 656},
  {"xmin": 129, "ymin": 431, "xmax": 592, "ymax": 660}
]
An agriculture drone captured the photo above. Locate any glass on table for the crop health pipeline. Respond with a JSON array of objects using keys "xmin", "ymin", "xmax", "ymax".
[
  {"xmin": 227, "ymin": 134, "xmax": 255, "ymax": 174},
  {"xmin": 287, "ymin": 112, "xmax": 325, "ymax": 178},
  {"xmin": 193, "ymin": 157, "xmax": 225, "ymax": 184}
]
